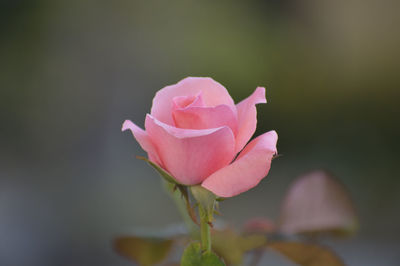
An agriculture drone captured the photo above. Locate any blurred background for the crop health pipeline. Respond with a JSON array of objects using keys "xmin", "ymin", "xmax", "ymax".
[{"xmin": 1, "ymin": 0, "xmax": 399, "ymax": 265}]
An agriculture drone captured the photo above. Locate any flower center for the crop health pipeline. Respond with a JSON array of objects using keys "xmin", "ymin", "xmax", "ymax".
[{"xmin": 172, "ymin": 93, "xmax": 204, "ymax": 109}]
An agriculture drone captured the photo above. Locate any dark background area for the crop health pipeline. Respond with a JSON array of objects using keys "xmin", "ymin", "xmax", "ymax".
[{"xmin": 1, "ymin": 0, "xmax": 399, "ymax": 265}]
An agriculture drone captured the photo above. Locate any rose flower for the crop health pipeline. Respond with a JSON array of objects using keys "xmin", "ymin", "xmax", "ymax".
[{"xmin": 123, "ymin": 77, "xmax": 277, "ymax": 197}]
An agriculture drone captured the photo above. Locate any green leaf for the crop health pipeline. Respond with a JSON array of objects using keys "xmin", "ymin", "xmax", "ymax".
[
  {"xmin": 137, "ymin": 156, "xmax": 181, "ymax": 185},
  {"xmin": 212, "ymin": 229, "xmax": 267, "ymax": 265},
  {"xmin": 181, "ymin": 242, "xmax": 225, "ymax": 266},
  {"xmin": 114, "ymin": 236, "xmax": 173, "ymax": 266},
  {"xmin": 269, "ymin": 241, "xmax": 344, "ymax": 266},
  {"xmin": 279, "ymin": 170, "xmax": 358, "ymax": 237}
]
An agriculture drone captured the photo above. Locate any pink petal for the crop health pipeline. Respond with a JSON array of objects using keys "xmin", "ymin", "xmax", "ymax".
[
  {"xmin": 202, "ymin": 130, "xmax": 277, "ymax": 197},
  {"xmin": 235, "ymin": 87, "xmax": 267, "ymax": 154},
  {"xmin": 172, "ymin": 92, "xmax": 204, "ymax": 109},
  {"xmin": 172, "ymin": 104, "xmax": 238, "ymax": 134},
  {"xmin": 145, "ymin": 114, "xmax": 236, "ymax": 185},
  {"xmin": 121, "ymin": 120, "xmax": 162, "ymax": 165},
  {"xmin": 151, "ymin": 77, "xmax": 235, "ymax": 125}
]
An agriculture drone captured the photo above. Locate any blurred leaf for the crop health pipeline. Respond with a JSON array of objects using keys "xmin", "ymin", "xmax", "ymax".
[
  {"xmin": 114, "ymin": 236, "xmax": 173, "ymax": 266},
  {"xmin": 137, "ymin": 156, "xmax": 182, "ymax": 185},
  {"xmin": 279, "ymin": 170, "xmax": 358, "ymax": 237},
  {"xmin": 269, "ymin": 241, "xmax": 344, "ymax": 266},
  {"xmin": 212, "ymin": 228, "xmax": 267, "ymax": 265},
  {"xmin": 242, "ymin": 217, "xmax": 276, "ymax": 234},
  {"xmin": 181, "ymin": 242, "xmax": 225, "ymax": 266}
]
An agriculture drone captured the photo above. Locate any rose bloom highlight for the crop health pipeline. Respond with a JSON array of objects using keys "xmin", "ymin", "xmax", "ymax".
[{"xmin": 122, "ymin": 77, "xmax": 277, "ymax": 197}]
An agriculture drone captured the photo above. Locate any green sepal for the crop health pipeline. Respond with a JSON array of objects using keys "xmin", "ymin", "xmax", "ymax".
[
  {"xmin": 190, "ymin": 186, "xmax": 216, "ymax": 223},
  {"xmin": 138, "ymin": 156, "xmax": 198, "ymax": 225},
  {"xmin": 164, "ymin": 181, "xmax": 198, "ymax": 225},
  {"xmin": 181, "ymin": 242, "xmax": 225, "ymax": 266},
  {"xmin": 136, "ymin": 156, "xmax": 182, "ymax": 185}
]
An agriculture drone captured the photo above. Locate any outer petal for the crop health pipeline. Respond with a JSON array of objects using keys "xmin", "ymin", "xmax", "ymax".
[
  {"xmin": 235, "ymin": 87, "xmax": 266, "ymax": 153},
  {"xmin": 121, "ymin": 120, "xmax": 162, "ymax": 165},
  {"xmin": 173, "ymin": 104, "xmax": 238, "ymax": 134},
  {"xmin": 145, "ymin": 114, "xmax": 236, "ymax": 185},
  {"xmin": 151, "ymin": 77, "xmax": 235, "ymax": 125},
  {"xmin": 202, "ymin": 130, "xmax": 278, "ymax": 197}
]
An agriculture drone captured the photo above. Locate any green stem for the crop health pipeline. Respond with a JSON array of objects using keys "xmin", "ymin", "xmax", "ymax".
[{"xmin": 198, "ymin": 204, "xmax": 211, "ymax": 252}]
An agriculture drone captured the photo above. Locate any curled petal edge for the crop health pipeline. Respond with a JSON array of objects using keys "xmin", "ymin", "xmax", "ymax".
[
  {"xmin": 235, "ymin": 86, "xmax": 267, "ymax": 153},
  {"xmin": 121, "ymin": 120, "xmax": 162, "ymax": 165},
  {"xmin": 201, "ymin": 130, "xmax": 278, "ymax": 197}
]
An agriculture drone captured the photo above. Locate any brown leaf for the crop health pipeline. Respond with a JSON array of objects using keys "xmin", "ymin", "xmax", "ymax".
[
  {"xmin": 269, "ymin": 241, "xmax": 344, "ymax": 266},
  {"xmin": 212, "ymin": 229, "xmax": 267, "ymax": 265},
  {"xmin": 114, "ymin": 236, "xmax": 173, "ymax": 266},
  {"xmin": 279, "ymin": 170, "xmax": 358, "ymax": 237}
]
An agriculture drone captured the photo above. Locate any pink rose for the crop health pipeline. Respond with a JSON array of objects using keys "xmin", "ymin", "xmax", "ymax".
[{"xmin": 122, "ymin": 77, "xmax": 277, "ymax": 197}]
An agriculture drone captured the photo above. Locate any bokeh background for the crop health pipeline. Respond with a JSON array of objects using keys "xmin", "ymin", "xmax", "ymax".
[{"xmin": 1, "ymin": 0, "xmax": 399, "ymax": 265}]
